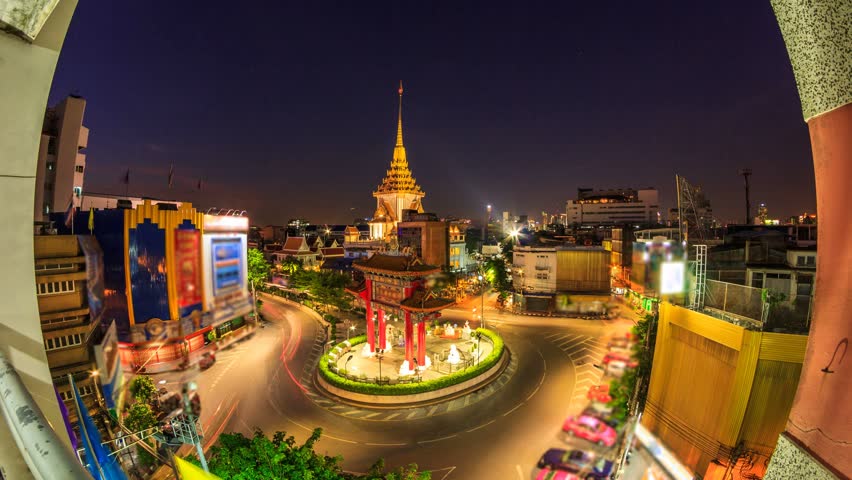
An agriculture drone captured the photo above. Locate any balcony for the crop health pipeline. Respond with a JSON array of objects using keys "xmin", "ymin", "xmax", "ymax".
[{"xmin": 534, "ymin": 265, "xmax": 550, "ymax": 271}]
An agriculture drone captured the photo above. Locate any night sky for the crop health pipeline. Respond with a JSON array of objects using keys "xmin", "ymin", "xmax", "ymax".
[{"xmin": 49, "ymin": 1, "xmax": 816, "ymax": 226}]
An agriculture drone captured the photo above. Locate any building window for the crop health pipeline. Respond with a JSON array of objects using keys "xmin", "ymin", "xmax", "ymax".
[
  {"xmin": 73, "ymin": 186, "xmax": 82, "ymax": 197},
  {"xmin": 535, "ymin": 273, "xmax": 548, "ymax": 280},
  {"xmin": 751, "ymin": 274, "xmax": 764, "ymax": 289},
  {"xmin": 36, "ymin": 280, "xmax": 75, "ymax": 296},
  {"xmin": 44, "ymin": 332, "xmax": 86, "ymax": 351},
  {"xmin": 75, "ymin": 165, "xmax": 84, "ymax": 173},
  {"xmin": 766, "ymin": 273, "xmax": 791, "ymax": 280}
]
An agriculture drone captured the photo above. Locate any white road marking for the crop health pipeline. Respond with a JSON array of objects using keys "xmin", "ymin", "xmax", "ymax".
[
  {"xmin": 417, "ymin": 434, "xmax": 458, "ymax": 444},
  {"xmin": 465, "ymin": 419, "xmax": 496, "ymax": 433},
  {"xmin": 502, "ymin": 402, "xmax": 524, "ymax": 416},
  {"xmin": 323, "ymin": 434, "xmax": 357, "ymax": 444},
  {"xmin": 365, "ymin": 442, "xmax": 407, "ymax": 446},
  {"xmin": 516, "ymin": 464, "xmax": 524, "ymax": 479}
]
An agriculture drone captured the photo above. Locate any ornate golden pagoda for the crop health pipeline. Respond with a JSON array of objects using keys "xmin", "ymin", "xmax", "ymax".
[{"xmin": 370, "ymin": 82, "xmax": 425, "ymax": 240}]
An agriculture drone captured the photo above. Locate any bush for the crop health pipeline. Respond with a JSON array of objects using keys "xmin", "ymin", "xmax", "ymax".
[{"xmin": 318, "ymin": 329, "xmax": 504, "ymax": 396}]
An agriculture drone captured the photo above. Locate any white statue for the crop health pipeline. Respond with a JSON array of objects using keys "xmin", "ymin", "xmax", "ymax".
[
  {"xmin": 399, "ymin": 360, "xmax": 416, "ymax": 376},
  {"xmin": 445, "ymin": 323, "xmax": 455, "ymax": 337},
  {"xmin": 360, "ymin": 343, "xmax": 375, "ymax": 358},
  {"xmin": 447, "ymin": 344, "xmax": 461, "ymax": 365},
  {"xmin": 462, "ymin": 321, "xmax": 472, "ymax": 339}
]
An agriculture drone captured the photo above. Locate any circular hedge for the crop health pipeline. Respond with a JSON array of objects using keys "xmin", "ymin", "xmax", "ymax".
[{"xmin": 318, "ymin": 328, "xmax": 504, "ymax": 395}]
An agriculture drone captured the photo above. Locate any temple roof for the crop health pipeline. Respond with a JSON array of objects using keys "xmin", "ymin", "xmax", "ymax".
[
  {"xmin": 353, "ymin": 253, "xmax": 440, "ymax": 276},
  {"xmin": 400, "ymin": 289, "xmax": 455, "ymax": 312},
  {"xmin": 374, "ymin": 82, "xmax": 425, "ymax": 197}
]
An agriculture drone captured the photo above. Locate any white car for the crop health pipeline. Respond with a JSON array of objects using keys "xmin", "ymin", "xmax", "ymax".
[{"xmin": 605, "ymin": 360, "xmax": 627, "ymax": 378}]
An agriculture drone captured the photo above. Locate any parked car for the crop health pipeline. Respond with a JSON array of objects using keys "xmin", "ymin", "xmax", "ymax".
[
  {"xmin": 587, "ymin": 384, "xmax": 612, "ymax": 403},
  {"xmin": 606, "ymin": 336, "xmax": 635, "ymax": 353},
  {"xmin": 199, "ymin": 352, "xmax": 216, "ymax": 370},
  {"xmin": 537, "ymin": 449, "xmax": 614, "ymax": 479},
  {"xmin": 605, "ymin": 359, "xmax": 627, "ymax": 378},
  {"xmin": 536, "ymin": 468, "xmax": 580, "ymax": 480},
  {"xmin": 602, "ymin": 351, "xmax": 638, "ymax": 368},
  {"xmin": 562, "ymin": 414, "xmax": 618, "ymax": 447},
  {"xmin": 581, "ymin": 408, "xmax": 621, "ymax": 429}
]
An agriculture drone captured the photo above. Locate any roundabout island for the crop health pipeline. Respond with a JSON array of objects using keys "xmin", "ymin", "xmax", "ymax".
[{"xmin": 315, "ymin": 253, "xmax": 509, "ymax": 406}]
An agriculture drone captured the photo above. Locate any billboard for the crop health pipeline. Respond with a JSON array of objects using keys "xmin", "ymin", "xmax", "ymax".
[
  {"xmin": 212, "ymin": 238, "xmax": 243, "ymax": 295},
  {"xmin": 174, "ymin": 229, "xmax": 202, "ymax": 317},
  {"xmin": 202, "ymin": 233, "xmax": 251, "ymax": 323},
  {"xmin": 660, "ymin": 261, "xmax": 686, "ymax": 294},
  {"xmin": 77, "ymin": 236, "xmax": 105, "ymax": 324},
  {"xmin": 93, "ymin": 321, "xmax": 124, "ymax": 413},
  {"xmin": 128, "ymin": 220, "xmax": 170, "ymax": 339}
]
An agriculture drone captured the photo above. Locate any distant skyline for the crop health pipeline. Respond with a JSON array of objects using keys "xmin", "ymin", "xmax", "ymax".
[{"xmin": 49, "ymin": 1, "xmax": 816, "ymax": 225}]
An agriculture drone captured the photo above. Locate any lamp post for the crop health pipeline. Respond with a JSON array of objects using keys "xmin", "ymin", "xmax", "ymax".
[
  {"xmin": 478, "ymin": 274, "xmax": 486, "ymax": 329},
  {"xmin": 376, "ymin": 348, "xmax": 385, "ymax": 383},
  {"xmin": 345, "ymin": 354, "xmax": 354, "ymax": 375},
  {"xmin": 90, "ymin": 370, "xmax": 104, "ymax": 410}
]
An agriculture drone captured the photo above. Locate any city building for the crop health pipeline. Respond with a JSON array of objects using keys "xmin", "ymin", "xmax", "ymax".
[
  {"xmin": 565, "ymin": 187, "xmax": 659, "ymax": 226},
  {"xmin": 610, "ymin": 226, "xmax": 633, "ymax": 288},
  {"xmin": 511, "ymin": 245, "xmax": 610, "ymax": 313},
  {"xmin": 34, "ymin": 95, "xmax": 88, "ymax": 223},
  {"xmin": 275, "ymin": 236, "xmax": 319, "ymax": 268},
  {"xmin": 79, "ymin": 192, "xmax": 184, "ymax": 211},
  {"xmin": 259, "ymin": 224, "xmax": 287, "ymax": 244},
  {"xmin": 643, "ymin": 302, "xmax": 807, "ymax": 479},
  {"xmin": 397, "ymin": 211, "xmax": 448, "ymax": 268},
  {"xmin": 33, "ymin": 234, "xmax": 104, "ymax": 423},
  {"xmin": 448, "ymin": 222, "xmax": 468, "ymax": 271},
  {"xmin": 369, "ymin": 84, "xmax": 425, "ymax": 240},
  {"xmin": 55, "ymin": 201, "xmax": 253, "ymax": 371}
]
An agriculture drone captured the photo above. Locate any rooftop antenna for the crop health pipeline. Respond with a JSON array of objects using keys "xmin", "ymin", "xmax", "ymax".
[{"xmin": 738, "ymin": 168, "xmax": 752, "ymax": 224}]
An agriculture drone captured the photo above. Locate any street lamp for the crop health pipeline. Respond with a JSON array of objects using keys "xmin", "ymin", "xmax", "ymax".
[
  {"xmin": 376, "ymin": 348, "xmax": 385, "ymax": 383},
  {"xmin": 478, "ymin": 274, "xmax": 486, "ymax": 329},
  {"xmin": 90, "ymin": 370, "xmax": 104, "ymax": 408},
  {"xmin": 345, "ymin": 354, "xmax": 354, "ymax": 375}
]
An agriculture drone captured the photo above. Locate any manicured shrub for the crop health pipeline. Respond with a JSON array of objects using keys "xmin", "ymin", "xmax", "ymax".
[{"xmin": 318, "ymin": 329, "xmax": 504, "ymax": 395}]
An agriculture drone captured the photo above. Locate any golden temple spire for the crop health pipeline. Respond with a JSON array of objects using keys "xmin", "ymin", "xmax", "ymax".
[{"xmin": 396, "ymin": 80, "xmax": 404, "ymax": 147}]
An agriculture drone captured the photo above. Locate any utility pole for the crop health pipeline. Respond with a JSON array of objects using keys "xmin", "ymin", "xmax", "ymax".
[{"xmin": 738, "ymin": 168, "xmax": 752, "ymax": 224}]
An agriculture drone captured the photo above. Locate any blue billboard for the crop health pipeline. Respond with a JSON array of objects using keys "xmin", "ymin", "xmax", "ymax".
[
  {"xmin": 212, "ymin": 238, "xmax": 243, "ymax": 295},
  {"xmin": 128, "ymin": 219, "xmax": 170, "ymax": 339}
]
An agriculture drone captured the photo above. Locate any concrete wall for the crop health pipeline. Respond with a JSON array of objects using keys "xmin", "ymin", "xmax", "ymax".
[{"xmin": 0, "ymin": 2, "xmax": 79, "ymax": 478}]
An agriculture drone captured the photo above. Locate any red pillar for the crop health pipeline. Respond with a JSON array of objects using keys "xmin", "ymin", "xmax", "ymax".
[
  {"xmin": 365, "ymin": 278, "xmax": 374, "ymax": 352},
  {"xmin": 417, "ymin": 319, "xmax": 426, "ymax": 366},
  {"xmin": 377, "ymin": 309, "xmax": 386, "ymax": 351},
  {"xmin": 404, "ymin": 311, "xmax": 413, "ymax": 365}
]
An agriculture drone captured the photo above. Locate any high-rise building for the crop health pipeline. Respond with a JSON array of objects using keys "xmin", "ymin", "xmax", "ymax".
[
  {"xmin": 34, "ymin": 95, "xmax": 88, "ymax": 223},
  {"xmin": 565, "ymin": 187, "xmax": 659, "ymax": 226},
  {"xmin": 370, "ymin": 83, "xmax": 425, "ymax": 240}
]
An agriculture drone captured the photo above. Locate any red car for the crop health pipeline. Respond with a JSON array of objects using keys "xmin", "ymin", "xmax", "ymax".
[
  {"xmin": 586, "ymin": 384, "xmax": 612, "ymax": 403},
  {"xmin": 562, "ymin": 414, "xmax": 618, "ymax": 447},
  {"xmin": 602, "ymin": 351, "xmax": 638, "ymax": 368}
]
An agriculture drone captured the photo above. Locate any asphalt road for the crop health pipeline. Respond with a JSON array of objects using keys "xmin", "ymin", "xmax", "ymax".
[{"xmin": 180, "ymin": 295, "xmax": 646, "ymax": 479}]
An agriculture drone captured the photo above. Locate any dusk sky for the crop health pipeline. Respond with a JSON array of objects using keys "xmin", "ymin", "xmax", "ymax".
[{"xmin": 49, "ymin": 1, "xmax": 816, "ymax": 226}]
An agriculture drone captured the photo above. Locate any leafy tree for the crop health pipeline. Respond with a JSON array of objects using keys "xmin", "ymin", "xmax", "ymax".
[
  {"xmin": 290, "ymin": 270, "xmax": 351, "ymax": 312},
  {"xmin": 124, "ymin": 402, "xmax": 159, "ymax": 467},
  {"xmin": 482, "ymin": 254, "xmax": 512, "ymax": 303},
  {"xmin": 189, "ymin": 429, "xmax": 429, "ymax": 480},
  {"xmin": 278, "ymin": 256, "xmax": 302, "ymax": 275},
  {"xmin": 129, "ymin": 375, "xmax": 157, "ymax": 404},
  {"xmin": 247, "ymin": 248, "xmax": 271, "ymax": 288}
]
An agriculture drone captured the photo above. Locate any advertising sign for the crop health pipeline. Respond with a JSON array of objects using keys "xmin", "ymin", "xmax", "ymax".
[
  {"xmin": 174, "ymin": 229, "xmax": 202, "ymax": 317},
  {"xmin": 128, "ymin": 221, "xmax": 170, "ymax": 334},
  {"xmin": 77, "ymin": 236, "xmax": 105, "ymax": 324},
  {"xmin": 660, "ymin": 261, "xmax": 686, "ymax": 294},
  {"xmin": 212, "ymin": 238, "xmax": 243, "ymax": 295},
  {"xmin": 93, "ymin": 321, "xmax": 124, "ymax": 412}
]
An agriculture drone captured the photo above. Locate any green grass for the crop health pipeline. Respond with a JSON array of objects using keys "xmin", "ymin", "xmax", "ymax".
[{"xmin": 318, "ymin": 329, "xmax": 505, "ymax": 396}]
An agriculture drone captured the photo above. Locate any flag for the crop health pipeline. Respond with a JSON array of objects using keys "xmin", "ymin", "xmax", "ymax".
[
  {"xmin": 197, "ymin": 178, "xmax": 203, "ymax": 191},
  {"xmin": 168, "ymin": 164, "xmax": 175, "ymax": 188},
  {"xmin": 69, "ymin": 374, "xmax": 128, "ymax": 480},
  {"xmin": 88, "ymin": 208, "xmax": 95, "ymax": 233},
  {"xmin": 122, "ymin": 169, "xmax": 130, "ymax": 185},
  {"xmin": 55, "ymin": 386, "xmax": 77, "ymax": 452},
  {"xmin": 175, "ymin": 456, "xmax": 221, "ymax": 480},
  {"xmin": 63, "ymin": 197, "xmax": 75, "ymax": 228}
]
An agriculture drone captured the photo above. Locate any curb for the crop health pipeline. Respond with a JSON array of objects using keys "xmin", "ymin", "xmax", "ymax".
[{"xmin": 312, "ymin": 347, "xmax": 512, "ymax": 410}]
